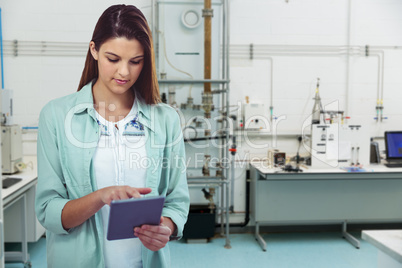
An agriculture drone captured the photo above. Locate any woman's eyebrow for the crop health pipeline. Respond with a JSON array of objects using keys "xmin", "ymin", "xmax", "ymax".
[
  {"xmin": 105, "ymin": 52, "xmax": 144, "ymax": 60},
  {"xmin": 105, "ymin": 52, "xmax": 119, "ymax": 57}
]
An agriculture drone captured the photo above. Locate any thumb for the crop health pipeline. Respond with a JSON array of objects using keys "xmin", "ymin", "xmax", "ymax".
[{"xmin": 160, "ymin": 216, "xmax": 164, "ymax": 225}]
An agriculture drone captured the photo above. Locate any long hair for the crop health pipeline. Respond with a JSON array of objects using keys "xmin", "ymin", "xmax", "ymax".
[{"xmin": 78, "ymin": 5, "xmax": 160, "ymax": 104}]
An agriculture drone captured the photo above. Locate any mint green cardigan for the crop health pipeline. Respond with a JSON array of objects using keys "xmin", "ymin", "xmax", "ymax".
[{"xmin": 35, "ymin": 82, "xmax": 189, "ymax": 267}]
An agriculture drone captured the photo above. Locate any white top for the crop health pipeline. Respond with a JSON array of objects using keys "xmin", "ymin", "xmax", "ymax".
[{"xmin": 93, "ymin": 99, "xmax": 147, "ymax": 268}]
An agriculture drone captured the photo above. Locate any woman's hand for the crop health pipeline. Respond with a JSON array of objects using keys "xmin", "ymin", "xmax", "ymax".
[
  {"xmin": 99, "ymin": 186, "xmax": 152, "ymax": 205},
  {"xmin": 61, "ymin": 186, "xmax": 151, "ymax": 230},
  {"xmin": 134, "ymin": 217, "xmax": 176, "ymax": 251}
]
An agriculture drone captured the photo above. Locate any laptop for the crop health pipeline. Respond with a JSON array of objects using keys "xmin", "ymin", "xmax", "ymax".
[{"xmin": 384, "ymin": 131, "xmax": 402, "ymax": 168}]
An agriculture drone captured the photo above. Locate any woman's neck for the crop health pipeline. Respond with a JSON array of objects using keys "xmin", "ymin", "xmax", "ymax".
[{"xmin": 92, "ymin": 82, "xmax": 135, "ymax": 123}]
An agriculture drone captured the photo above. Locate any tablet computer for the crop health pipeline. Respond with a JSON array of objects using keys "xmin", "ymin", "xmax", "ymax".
[{"xmin": 107, "ymin": 196, "xmax": 165, "ymax": 241}]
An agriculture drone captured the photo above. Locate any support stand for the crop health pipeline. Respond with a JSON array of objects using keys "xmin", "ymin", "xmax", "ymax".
[
  {"xmin": 342, "ymin": 221, "xmax": 360, "ymax": 249},
  {"xmin": 255, "ymin": 222, "xmax": 267, "ymax": 251}
]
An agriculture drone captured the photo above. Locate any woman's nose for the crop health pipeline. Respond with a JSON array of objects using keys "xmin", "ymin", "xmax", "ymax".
[{"xmin": 118, "ymin": 63, "xmax": 129, "ymax": 77}]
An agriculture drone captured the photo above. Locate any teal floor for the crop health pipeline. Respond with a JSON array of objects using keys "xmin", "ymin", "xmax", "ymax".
[{"xmin": 5, "ymin": 232, "xmax": 378, "ymax": 268}]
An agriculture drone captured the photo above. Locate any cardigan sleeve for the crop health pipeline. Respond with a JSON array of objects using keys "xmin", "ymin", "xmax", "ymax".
[
  {"xmin": 35, "ymin": 102, "xmax": 70, "ymax": 235},
  {"xmin": 160, "ymin": 110, "xmax": 190, "ymax": 240}
]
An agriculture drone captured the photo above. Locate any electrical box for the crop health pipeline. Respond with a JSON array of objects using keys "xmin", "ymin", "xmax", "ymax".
[
  {"xmin": 1, "ymin": 89, "xmax": 13, "ymax": 125},
  {"xmin": 182, "ymin": 204, "xmax": 215, "ymax": 240},
  {"xmin": 1, "ymin": 125, "xmax": 23, "ymax": 174},
  {"xmin": 243, "ymin": 103, "xmax": 270, "ymax": 130},
  {"xmin": 310, "ymin": 124, "xmax": 370, "ymax": 168}
]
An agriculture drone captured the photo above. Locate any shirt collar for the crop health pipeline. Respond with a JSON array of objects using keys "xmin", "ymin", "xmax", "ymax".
[
  {"xmin": 135, "ymin": 94, "xmax": 154, "ymax": 132},
  {"xmin": 73, "ymin": 81, "xmax": 96, "ymax": 115}
]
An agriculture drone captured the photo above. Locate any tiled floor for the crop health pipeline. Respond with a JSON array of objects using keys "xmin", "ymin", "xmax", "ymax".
[{"xmin": 5, "ymin": 231, "xmax": 378, "ymax": 268}]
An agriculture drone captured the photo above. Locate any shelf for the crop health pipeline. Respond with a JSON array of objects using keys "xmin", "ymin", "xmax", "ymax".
[{"xmin": 158, "ymin": 79, "xmax": 230, "ymax": 84}]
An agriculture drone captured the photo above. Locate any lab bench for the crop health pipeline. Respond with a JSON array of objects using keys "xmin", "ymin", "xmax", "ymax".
[
  {"xmin": 250, "ymin": 162, "xmax": 402, "ymax": 251},
  {"xmin": 362, "ymin": 230, "xmax": 402, "ymax": 268},
  {"xmin": 2, "ymin": 157, "xmax": 44, "ymax": 267}
]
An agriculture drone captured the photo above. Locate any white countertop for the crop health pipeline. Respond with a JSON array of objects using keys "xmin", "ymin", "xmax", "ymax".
[
  {"xmin": 362, "ymin": 230, "xmax": 402, "ymax": 263},
  {"xmin": 251, "ymin": 160, "xmax": 402, "ymax": 174},
  {"xmin": 2, "ymin": 156, "xmax": 38, "ymax": 201}
]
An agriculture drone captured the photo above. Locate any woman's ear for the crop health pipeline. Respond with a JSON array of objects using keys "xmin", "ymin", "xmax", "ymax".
[{"xmin": 89, "ymin": 41, "xmax": 98, "ymax": 60}]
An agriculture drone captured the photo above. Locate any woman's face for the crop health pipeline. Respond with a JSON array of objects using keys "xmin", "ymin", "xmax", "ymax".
[{"xmin": 90, "ymin": 37, "xmax": 144, "ymax": 97}]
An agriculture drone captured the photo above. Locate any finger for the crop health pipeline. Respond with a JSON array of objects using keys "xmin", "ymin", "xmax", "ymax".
[
  {"xmin": 117, "ymin": 189, "xmax": 129, "ymax": 200},
  {"xmin": 134, "ymin": 227, "xmax": 167, "ymax": 250},
  {"xmin": 127, "ymin": 187, "xmax": 152, "ymax": 199},
  {"xmin": 136, "ymin": 187, "xmax": 152, "ymax": 195},
  {"xmin": 134, "ymin": 228, "xmax": 167, "ymax": 244},
  {"xmin": 101, "ymin": 188, "xmax": 118, "ymax": 205},
  {"xmin": 105, "ymin": 197, "xmax": 112, "ymax": 206},
  {"xmin": 137, "ymin": 232, "xmax": 167, "ymax": 250},
  {"xmin": 138, "ymin": 225, "xmax": 172, "ymax": 237},
  {"xmin": 127, "ymin": 189, "xmax": 142, "ymax": 199},
  {"xmin": 138, "ymin": 237, "xmax": 161, "ymax": 252},
  {"xmin": 160, "ymin": 216, "xmax": 164, "ymax": 224},
  {"xmin": 141, "ymin": 241, "xmax": 163, "ymax": 251},
  {"xmin": 109, "ymin": 192, "xmax": 120, "ymax": 203}
]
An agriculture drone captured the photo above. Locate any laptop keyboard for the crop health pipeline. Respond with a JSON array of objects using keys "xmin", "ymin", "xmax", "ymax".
[{"xmin": 385, "ymin": 163, "xmax": 402, "ymax": 168}]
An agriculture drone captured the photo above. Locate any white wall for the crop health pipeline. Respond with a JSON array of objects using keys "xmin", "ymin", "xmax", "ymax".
[
  {"xmin": 1, "ymin": 0, "xmax": 402, "ymax": 221},
  {"xmin": 227, "ymin": 0, "xmax": 402, "ymax": 216},
  {"xmin": 229, "ymin": 0, "xmax": 402, "ymax": 135},
  {"xmin": 0, "ymin": 0, "xmax": 152, "ymax": 127}
]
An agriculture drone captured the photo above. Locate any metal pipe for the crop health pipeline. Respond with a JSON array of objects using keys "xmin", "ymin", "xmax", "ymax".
[
  {"xmin": 230, "ymin": 45, "xmax": 352, "ymax": 52},
  {"xmin": 345, "ymin": 0, "xmax": 353, "ymax": 117},
  {"xmin": 187, "ymin": 180, "xmax": 229, "ymax": 185},
  {"xmin": 230, "ymin": 52, "xmax": 360, "ymax": 58},
  {"xmin": 219, "ymin": 0, "xmax": 227, "ymax": 173},
  {"xmin": 372, "ymin": 53, "xmax": 381, "ymax": 122},
  {"xmin": 230, "ymin": 145, "xmax": 235, "ymax": 213},
  {"xmin": 212, "ymin": 89, "xmax": 228, "ymax": 94},
  {"xmin": 184, "ymin": 134, "xmax": 231, "ymax": 142},
  {"xmin": 377, "ymin": 51, "xmax": 385, "ymax": 101},
  {"xmin": 204, "ymin": 0, "xmax": 212, "ymax": 94},
  {"xmin": 232, "ymin": 45, "xmax": 387, "ymax": 126},
  {"xmin": 266, "ymin": 57, "xmax": 274, "ymax": 122},
  {"xmin": 232, "ymin": 51, "xmax": 347, "ymax": 57},
  {"xmin": 188, "ymin": 184, "xmax": 221, "ymax": 188},
  {"xmin": 0, "ymin": 8, "xmax": 4, "ymax": 89},
  {"xmin": 2, "ymin": 52, "xmax": 85, "ymax": 57},
  {"xmin": 188, "ymin": 175, "xmax": 224, "ymax": 180},
  {"xmin": 371, "ymin": 50, "xmax": 385, "ymax": 122},
  {"xmin": 371, "ymin": 45, "xmax": 402, "ymax": 50},
  {"xmin": 221, "ymin": 0, "xmax": 227, "ymax": 83},
  {"xmin": 3, "ymin": 40, "xmax": 87, "ymax": 46},
  {"xmin": 223, "ymin": 0, "xmax": 231, "ymax": 249},
  {"xmin": 231, "ymin": 44, "xmax": 351, "ymax": 49},
  {"xmin": 201, "ymin": 0, "xmax": 214, "ymax": 118}
]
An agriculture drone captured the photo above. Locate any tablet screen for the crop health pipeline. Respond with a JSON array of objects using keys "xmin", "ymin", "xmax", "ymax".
[{"xmin": 107, "ymin": 196, "xmax": 165, "ymax": 241}]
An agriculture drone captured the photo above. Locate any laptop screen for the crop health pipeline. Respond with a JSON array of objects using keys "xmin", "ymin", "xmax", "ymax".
[{"xmin": 385, "ymin": 131, "xmax": 402, "ymax": 160}]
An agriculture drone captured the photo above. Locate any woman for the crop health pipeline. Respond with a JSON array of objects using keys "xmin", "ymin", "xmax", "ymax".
[{"xmin": 35, "ymin": 4, "xmax": 189, "ymax": 268}]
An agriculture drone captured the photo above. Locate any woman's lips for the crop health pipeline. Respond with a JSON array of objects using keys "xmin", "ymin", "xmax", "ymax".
[{"xmin": 115, "ymin": 79, "xmax": 128, "ymax": 85}]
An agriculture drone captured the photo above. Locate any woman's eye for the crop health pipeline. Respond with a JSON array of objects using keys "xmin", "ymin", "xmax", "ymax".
[
  {"xmin": 130, "ymin": 60, "xmax": 141, "ymax": 65},
  {"xmin": 107, "ymin": 58, "xmax": 118, "ymax": 63}
]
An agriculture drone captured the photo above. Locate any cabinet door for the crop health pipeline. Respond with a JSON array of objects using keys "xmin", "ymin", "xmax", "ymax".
[
  {"xmin": 0, "ymin": 117, "xmax": 4, "ymax": 268},
  {"xmin": 4, "ymin": 185, "xmax": 45, "ymax": 242}
]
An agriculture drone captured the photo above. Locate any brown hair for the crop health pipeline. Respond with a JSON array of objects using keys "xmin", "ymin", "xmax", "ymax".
[{"xmin": 78, "ymin": 4, "xmax": 160, "ymax": 104}]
